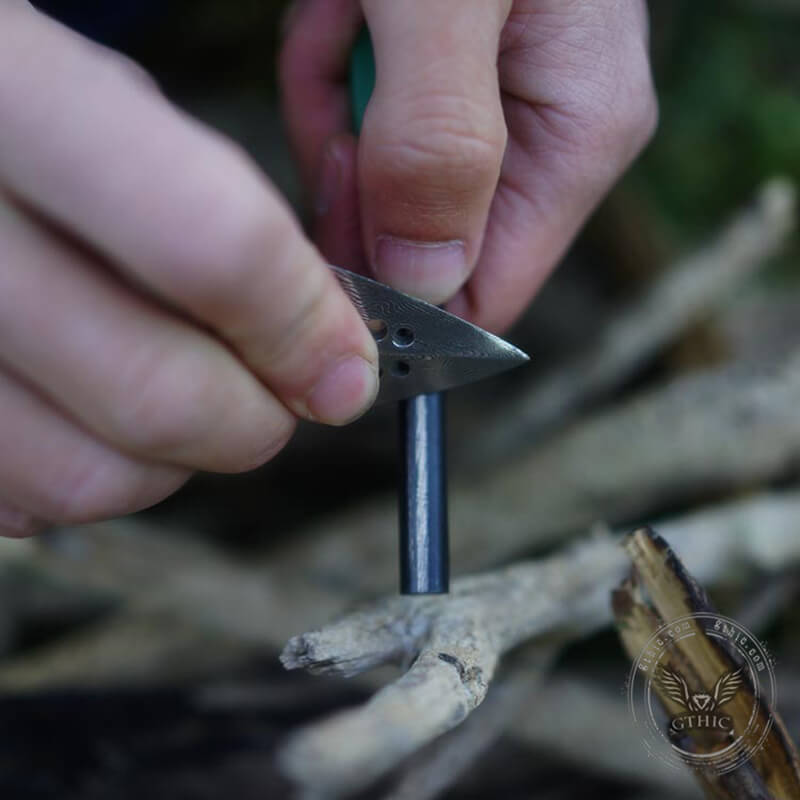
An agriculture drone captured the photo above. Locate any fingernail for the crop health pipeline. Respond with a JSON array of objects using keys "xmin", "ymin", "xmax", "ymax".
[
  {"xmin": 307, "ymin": 355, "xmax": 379, "ymax": 425},
  {"xmin": 373, "ymin": 237, "xmax": 468, "ymax": 304},
  {"xmin": 315, "ymin": 141, "xmax": 342, "ymax": 217},
  {"xmin": 0, "ymin": 505, "xmax": 42, "ymax": 538}
]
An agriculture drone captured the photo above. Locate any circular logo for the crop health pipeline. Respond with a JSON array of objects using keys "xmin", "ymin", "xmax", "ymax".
[{"xmin": 626, "ymin": 613, "xmax": 776, "ymax": 773}]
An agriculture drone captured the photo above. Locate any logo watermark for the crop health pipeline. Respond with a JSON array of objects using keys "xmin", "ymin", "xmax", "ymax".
[{"xmin": 626, "ymin": 613, "xmax": 776, "ymax": 774}]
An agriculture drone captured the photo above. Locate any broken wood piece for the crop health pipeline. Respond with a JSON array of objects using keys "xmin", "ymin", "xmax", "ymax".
[
  {"xmin": 377, "ymin": 644, "xmax": 561, "ymax": 800},
  {"xmin": 613, "ymin": 528, "xmax": 800, "ymax": 798},
  {"xmin": 276, "ymin": 491, "xmax": 800, "ymax": 797},
  {"xmin": 278, "ymin": 536, "xmax": 628, "ymax": 796}
]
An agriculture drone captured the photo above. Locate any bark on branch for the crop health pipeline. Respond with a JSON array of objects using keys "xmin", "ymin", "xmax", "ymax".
[{"xmin": 278, "ymin": 491, "xmax": 800, "ymax": 797}]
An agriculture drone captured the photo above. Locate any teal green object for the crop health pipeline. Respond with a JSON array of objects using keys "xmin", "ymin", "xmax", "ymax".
[{"xmin": 349, "ymin": 27, "xmax": 375, "ymax": 135}]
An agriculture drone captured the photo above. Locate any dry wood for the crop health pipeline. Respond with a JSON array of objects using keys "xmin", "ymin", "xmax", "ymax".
[
  {"xmin": 714, "ymin": 286, "xmax": 800, "ymax": 367},
  {"xmin": 510, "ymin": 674, "xmax": 701, "ymax": 797},
  {"xmin": 0, "ymin": 611, "xmax": 255, "ymax": 690},
  {"xmin": 276, "ymin": 491, "xmax": 800, "ymax": 797},
  {"xmin": 269, "ymin": 342, "xmax": 800, "ymax": 606},
  {"xmin": 1, "ymin": 497, "xmax": 799, "ymax": 795},
  {"xmin": 468, "ymin": 178, "xmax": 796, "ymax": 465},
  {"xmin": 613, "ymin": 528, "xmax": 800, "ymax": 799},
  {"xmin": 375, "ymin": 648, "xmax": 558, "ymax": 800},
  {"xmin": 276, "ymin": 532, "xmax": 621, "ymax": 796},
  {"xmin": 380, "ymin": 647, "xmax": 702, "ymax": 800},
  {"xmin": 0, "ymin": 489, "xmax": 799, "ymax": 691}
]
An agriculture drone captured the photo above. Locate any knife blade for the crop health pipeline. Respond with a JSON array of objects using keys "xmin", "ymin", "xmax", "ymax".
[{"xmin": 331, "ymin": 264, "xmax": 528, "ymax": 405}]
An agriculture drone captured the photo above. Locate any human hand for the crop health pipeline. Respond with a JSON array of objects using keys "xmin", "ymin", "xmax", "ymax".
[
  {"xmin": 280, "ymin": 0, "xmax": 657, "ymax": 332},
  {"xmin": 0, "ymin": 4, "xmax": 379, "ymax": 537}
]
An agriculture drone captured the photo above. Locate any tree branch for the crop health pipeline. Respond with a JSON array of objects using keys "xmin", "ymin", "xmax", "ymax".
[
  {"xmin": 277, "ymin": 491, "xmax": 800, "ymax": 797},
  {"xmin": 468, "ymin": 178, "xmax": 796, "ymax": 465}
]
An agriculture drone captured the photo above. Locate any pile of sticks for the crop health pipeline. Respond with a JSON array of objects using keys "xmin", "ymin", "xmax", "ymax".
[{"xmin": 1, "ymin": 179, "xmax": 799, "ymax": 799}]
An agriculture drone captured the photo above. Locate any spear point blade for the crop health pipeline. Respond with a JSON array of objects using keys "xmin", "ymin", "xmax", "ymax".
[{"xmin": 332, "ymin": 266, "xmax": 529, "ymax": 403}]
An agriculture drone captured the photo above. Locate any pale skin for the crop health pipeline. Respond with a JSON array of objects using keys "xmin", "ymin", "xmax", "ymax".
[{"xmin": 0, "ymin": 1, "xmax": 656, "ymax": 537}]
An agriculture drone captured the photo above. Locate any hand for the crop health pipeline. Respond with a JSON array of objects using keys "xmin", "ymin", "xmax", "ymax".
[
  {"xmin": 0, "ymin": 4, "xmax": 379, "ymax": 537},
  {"xmin": 280, "ymin": 0, "xmax": 657, "ymax": 332}
]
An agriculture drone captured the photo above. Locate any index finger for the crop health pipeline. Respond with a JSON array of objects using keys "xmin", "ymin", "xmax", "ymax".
[{"xmin": 0, "ymin": 4, "xmax": 378, "ymax": 426}]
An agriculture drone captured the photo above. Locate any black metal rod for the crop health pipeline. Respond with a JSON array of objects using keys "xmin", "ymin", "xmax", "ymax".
[{"xmin": 398, "ymin": 392, "xmax": 449, "ymax": 594}]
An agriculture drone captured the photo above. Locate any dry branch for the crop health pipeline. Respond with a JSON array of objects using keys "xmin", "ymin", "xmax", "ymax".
[
  {"xmin": 0, "ymin": 611, "xmax": 254, "ymax": 690},
  {"xmin": 714, "ymin": 286, "xmax": 800, "ymax": 367},
  {"xmin": 2, "ymin": 487, "xmax": 800, "ymax": 693},
  {"xmin": 2, "ymin": 477, "xmax": 800, "ymax": 696},
  {"xmin": 376, "ymin": 644, "xmax": 560, "ymax": 800},
  {"xmin": 4, "ymin": 272, "xmax": 800, "ymax": 659},
  {"xmin": 614, "ymin": 528, "xmax": 800, "ymax": 798},
  {"xmin": 277, "ymin": 534, "xmax": 622, "ymax": 796},
  {"xmin": 469, "ymin": 178, "xmax": 796, "ymax": 465},
  {"xmin": 277, "ymin": 491, "xmax": 800, "ymax": 797},
  {"xmin": 510, "ymin": 674, "xmax": 701, "ymax": 797},
  {"xmin": 269, "ymin": 341, "xmax": 800, "ymax": 606},
  {"xmin": 379, "ymin": 648, "xmax": 702, "ymax": 800}
]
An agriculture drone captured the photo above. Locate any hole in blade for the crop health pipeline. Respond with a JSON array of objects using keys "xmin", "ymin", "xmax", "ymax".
[
  {"xmin": 392, "ymin": 326, "xmax": 414, "ymax": 348},
  {"xmin": 391, "ymin": 360, "xmax": 410, "ymax": 378},
  {"xmin": 368, "ymin": 319, "xmax": 388, "ymax": 341}
]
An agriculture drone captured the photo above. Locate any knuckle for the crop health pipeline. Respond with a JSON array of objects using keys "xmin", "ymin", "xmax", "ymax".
[
  {"xmin": 232, "ymin": 416, "xmax": 295, "ymax": 473},
  {"xmin": 277, "ymin": 28, "xmax": 303, "ymax": 90},
  {"xmin": 565, "ymin": 62, "xmax": 657, "ymax": 171},
  {"xmin": 609, "ymin": 75, "xmax": 658, "ymax": 164},
  {"xmin": 109, "ymin": 341, "xmax": 296, "ymax": 472},
  {"xmin": 166, "ymin": 149, "xmax": 295, "ymax": 315},
  {"xmin": 374, "ymin": 101, "xmax": 507, "ymax": 191},
  {"xmin": 45, "ymin": 457, "xmax": 127, "ymax": 524},
  {"xmin": 597, "ymin": 45, "xmax": 658, "ymax": 157},
  {"xmin": 97, "ymin": 44, "xmax": 161, "ymax": 93},
  {"xmin": 109, "ymin": 346, "xmax": 220, "ymax": 457},
  {"xmin": 258, "ymin": 259, "xmax": 332, "ymax": 372},
  {"xmin": 45, "ymin": 458, "xmax": 186, "ymax": 525},
  {"xmin": 630, "ymin": 83, "xmax": 659, "ymax": 150}
]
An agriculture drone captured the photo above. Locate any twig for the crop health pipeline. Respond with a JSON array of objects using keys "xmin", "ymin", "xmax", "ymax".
[
  {"xmin": 467, "ymin": 178, "xmax": 796, "ymax": 465},
  {"xmin": 277, "ymin": 491, "xmax": 800, "ymax": 797},
  {"xmin": 510, "ymin": 674, "xmax": 701, "ymax": 797},
  {"xmin": 2, "ymin": 488, "xmax": 800, "ymax": 693},
  {"xmin": 377, "ymin": 644, "xmax": 561, "ymax": 800},
  {"xmin": 5, "ymin": 307, "xmax": 800, "ymax": 652},
  {"xmin": 271, "ymin": 342, "xmax": 800, "ymax": 603},
  {"xmin": 613, "ymin": 528, "xmax": 800, "ymax": 798},
  {"xmin": 0, "ymin": 611, "xmax": 255, "ymax": 689}
]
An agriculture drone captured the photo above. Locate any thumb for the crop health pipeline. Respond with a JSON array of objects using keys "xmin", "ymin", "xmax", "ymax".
[{"xmin": 359, "ymin": 0, "xmax": 511, "ymax": 304}]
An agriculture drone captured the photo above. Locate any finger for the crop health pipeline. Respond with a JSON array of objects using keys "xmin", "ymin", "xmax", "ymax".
[
  {"xmin": 0, "ymin": 4, "xmax": 378, "ymax": 426},
  {"xmin": 0, "ymin": 196, "xmax": 295, "ymax": 474},
  {"xmin": 280, "ymin": 0, "xmax": 368, "ymax": 271},
  {"xmin": 0, "ymin": 500, "xmax": 47, "ymax": 539},
  {"xmin": 279, "ymin": 0, "xmax": 364, "ymax": 193},
  {"xmin": 0, "ymin": 365, "xmax": 190, "ymax": 527},
  {"xmin": 312, "ymin": 134, "xmax": 368, "ymax": 273},
  {"xmin": 358, "ymin": 0, "xmax": 512, "ymax": 304},
  {"xmin": 447, "ymin": 121, "xmax": 658, "ymax": 333},
  {"xmin": 447, "ymin": 5, "xmax": 657, "ymax": 333}
]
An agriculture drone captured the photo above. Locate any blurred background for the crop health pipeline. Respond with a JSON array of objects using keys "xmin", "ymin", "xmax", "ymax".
[{"xmin": 2, "ymin": 2, "xmax": 800, "ymax": 798}]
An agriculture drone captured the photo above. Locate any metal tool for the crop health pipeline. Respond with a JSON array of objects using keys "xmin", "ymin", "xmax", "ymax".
[
  {"xmin": 331, "ymin": 265, "xmax": 527, "ymax": 404},
  {"xmin": 346, "ymin": 30, "xmax": 528, "ymax": 594}
]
